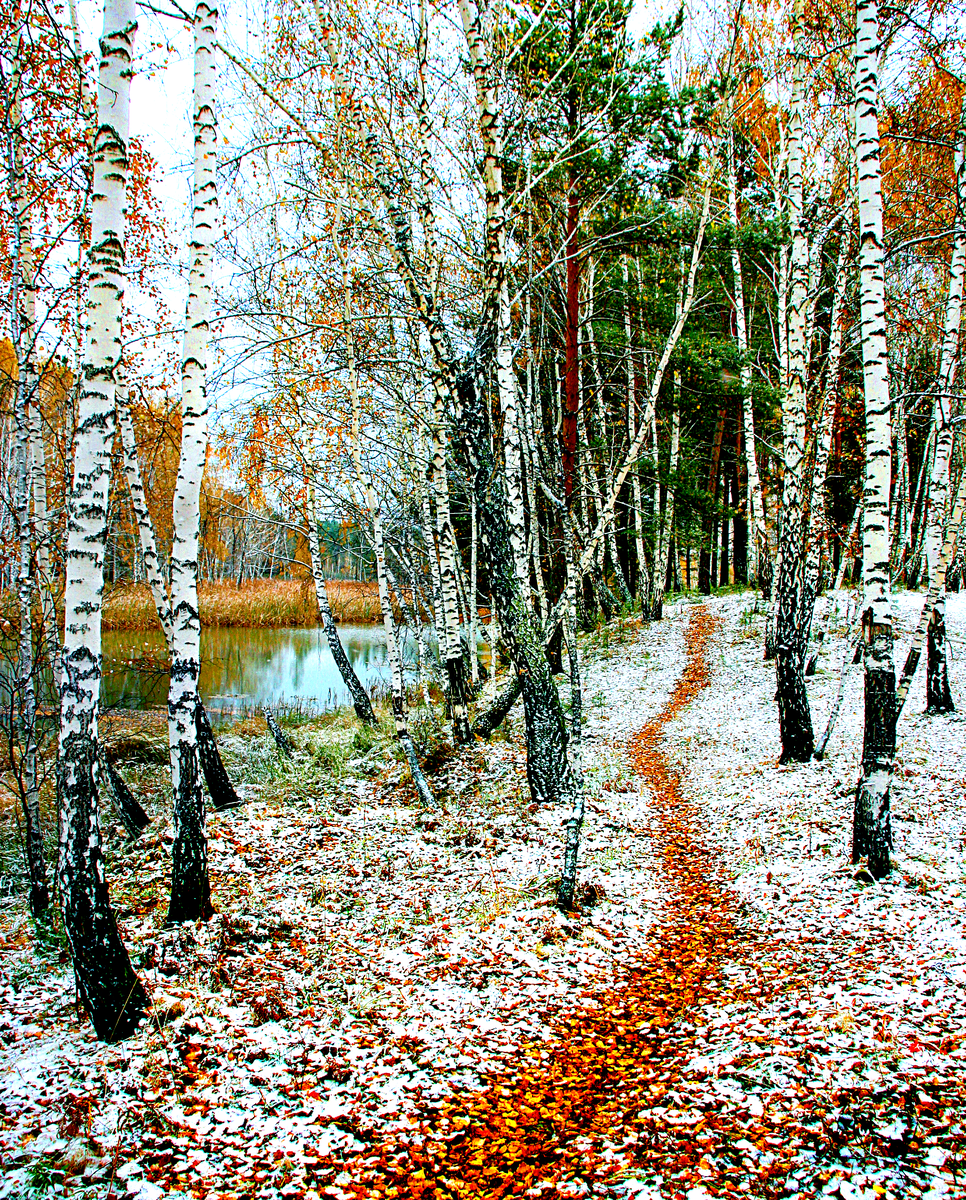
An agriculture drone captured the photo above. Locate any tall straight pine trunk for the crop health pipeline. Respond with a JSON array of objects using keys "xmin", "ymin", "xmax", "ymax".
[
  {"xmin": 167, "ymin": 1, "xmax": 219, "ymax": 924},
  {"xmin": 774, "ymin": 0, "xmax": 814, "ymax": 761},
  {"xmin": 57, "ymin": 0, "xmax": 147, "ymax": 1040},
  {"xmin": 853, "ymin": 0, "xmax": 895, "ymax": 876}
]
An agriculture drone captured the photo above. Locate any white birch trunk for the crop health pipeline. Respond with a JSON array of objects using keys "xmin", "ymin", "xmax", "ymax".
[
  {"xmin": 622, "ymin": 257, "xmax": 647, "ymax": 600},
  {"xmin": 56, "ymin": 0, "xmax": 147, "ymax": 1040},
  {"xmin": 727, "ymin": 120, "xmax": 767, "ymax": 582},
  {"xmin": 924, "ymin": 128, "xmax": 965, "ymax": 713},
  {"xmin": 429, "ymin": 377, "xmax": 472, "ymax": 740},
  {"xmin": 117, "ymin": 387, "xmax": 172, "ymax": 642},
  {"xmin": 498, "ymin": 280, "xmax": 529, "ymax": 589},
  {"xmin": 166, "ymin": 0, "xmax": 219, "ymax": 925},
  {"xmin": 5, "ymin": 30, "xmax": 49, "ymax": 919},
  {"xmin": 853, "ymin": 0, "xmax": 895, "ymax": 876},
  {"xmin": 773, "ymin": 0, "xmax": 814, "ymax": 761}
]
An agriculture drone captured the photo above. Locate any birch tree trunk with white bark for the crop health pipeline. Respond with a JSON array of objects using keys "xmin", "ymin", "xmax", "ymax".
[
  {"xmin": 727, "ymin": 118, "xmax": 767, "ymax": 584},
  {"xmin": 774, "ymin": 0, "xmax": 815, "ymax": 762},
  {"xmin": 118, "ymin": 385, "xmax": 241, "ymax": 812},
  {"xmin": 498, "ymin": 279, "xmax": 529, "ymax": 590},
  {"xmin": 56, "ymin": 0, "xmax": 148, "ymax": 1039},
  {"xmin": 924, "ymin": 129, "xmax": 965, "ymax": 714},
  {"xmin": 4, "ymin": 31, "xmax": 49, "ymax": 921},
  {"xmin": 166, "ymin": 0, "xmax": 219, "ymax": 925},
  {"xmin": 306, "ymin": 496, "xmax": 377, "ymax": 724},
  {"xmin": 853, "ymin": 0, "xmax": 895, "ymax": 877},
  {"xmin": 622, "ymin": 257, "xmax": 647, "ymax": 601}
]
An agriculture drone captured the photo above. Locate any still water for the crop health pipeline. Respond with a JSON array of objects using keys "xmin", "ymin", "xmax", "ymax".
[{"xmin": 101, "ymin": 624, "xmax": 425, "ymax": 714}]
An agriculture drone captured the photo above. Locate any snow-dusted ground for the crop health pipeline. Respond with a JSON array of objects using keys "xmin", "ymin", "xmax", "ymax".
[
  {"xmin": 663, "ymin": 590, "xmax": 966, "ymax": 1200},
  {"xmin": 2, "ymin": 593, "xmax": 965, "ymax": 1200},
  {"xmin": 682, "ymin": 590, "xmax": 966, "ymax": 976},
  {"xmin": 0, "ymin": 615, "xmax": 686, "ymax": 1200}
]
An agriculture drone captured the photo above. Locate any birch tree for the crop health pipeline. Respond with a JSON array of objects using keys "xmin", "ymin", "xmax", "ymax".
[
  {"xmin": 852, "ymin": 0, "xmax": 894, "ymax": 878},
  {"xmin": 924, "ymin": 123, "xmax": 965, "ymax": 714},
  {"xmin": 3, "ymin": 16, "xmax": 49, "ymax": 920},
  {"xmin": 773, "ymin": 0, "xmax": 814, "ymax": 762},
  {"xmin": 726, "ymin": 107, "xmax": 767, "ymax": 586},
  {"xmin": 56, "ymin": 0, "xmax": 148, "ymax": 1041},
  {"xmin": 167, "ymin": 0, "xmax": 219, "ymax": 925}
]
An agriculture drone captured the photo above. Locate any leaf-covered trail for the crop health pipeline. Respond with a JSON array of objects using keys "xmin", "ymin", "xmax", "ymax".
[
  {"xmin": 332, "ymin": 607, "xmax": 781, "ymax": 1197},
  {"xmin": 5, "ymin": 600, "xmax": 965, "ymax": 1200}
]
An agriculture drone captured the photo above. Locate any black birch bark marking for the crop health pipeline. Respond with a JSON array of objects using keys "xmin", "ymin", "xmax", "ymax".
[
  {"xmin": 853, "ymin": 0, "xmax": 895, "ymax": 877},
  {"xmin": 56, "ymin": 0, "xmax": 147, "ymax": 1039},
  {"xmin": 774, "ymin": 0, "xmax": 814, "ymax": 762},
  {"xmin": 167, "ymin": 0, "xmax": 220, "ymax": 925}
]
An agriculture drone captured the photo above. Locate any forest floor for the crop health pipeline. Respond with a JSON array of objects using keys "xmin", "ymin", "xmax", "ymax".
[{"xmin": 2, "ymin": 590, "xmax": 966, "ymax": 1200}]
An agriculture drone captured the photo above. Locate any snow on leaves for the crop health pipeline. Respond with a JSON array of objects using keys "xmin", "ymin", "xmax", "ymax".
[{"xmin": 2, "ymin": 599, "xmax": 966, "ymax": 1199}]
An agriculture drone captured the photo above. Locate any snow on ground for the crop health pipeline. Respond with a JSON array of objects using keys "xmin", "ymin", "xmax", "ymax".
[
  {"xmin": 2, "ymin": 593, "xmax": 965, "ymax": 1199},
  {"xmin": 665, "ymin": 590, "xmax": 966, "ymax": 1200},
  {"xmin": 0, "ymin": 615, "xmax": 685, "ymax": 1199}
]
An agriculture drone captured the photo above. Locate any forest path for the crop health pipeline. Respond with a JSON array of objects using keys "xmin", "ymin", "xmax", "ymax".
[{"xmin": 343, "ymin": 605, "xmax": 792, "ymax": 1199}]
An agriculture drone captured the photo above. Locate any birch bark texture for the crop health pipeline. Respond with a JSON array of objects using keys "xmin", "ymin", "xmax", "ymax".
[
  {"xmin": 306, "ymin": 496, "xmax": 377, "ymax": 724},
  {"xmin": 924, "ymin": 128, "xmax": 965, "ymax": 714},
  {"xmin": 5, "ymin": 25, "xmax": 49, "ymax": 919},
  {"xmin": 167, "ymin": 0, "xmax": 219, "ymax": 925},
  {"xmin": 853, "ymin": 0, "xmax": 895, "ymax": 878},
  {"xmin": 56, "ymin": 0, "xmax": 148, "ymax": 1040},
  {"xmin": 726, "ymin": 117, "xmax": 767, "ymax": 585},
  {"xmin": 773, "ymin": 0, "xmax": 814, "ymax": 763}
]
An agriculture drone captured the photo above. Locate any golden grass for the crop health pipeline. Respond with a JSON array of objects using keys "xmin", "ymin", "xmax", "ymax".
[{"xmin": 100, "ymin": 578, "xmax": 385, "ymax": 631}]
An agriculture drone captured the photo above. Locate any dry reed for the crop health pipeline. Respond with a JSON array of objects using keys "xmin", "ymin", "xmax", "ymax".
[{"xmin": 100, "ymin": 578, "xmax": 385, "ymax": 630}]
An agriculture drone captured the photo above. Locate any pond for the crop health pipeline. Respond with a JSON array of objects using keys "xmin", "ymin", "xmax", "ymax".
[{"xmin": 101, "ymin": 624, "xmax": 435, "ymax": 716}]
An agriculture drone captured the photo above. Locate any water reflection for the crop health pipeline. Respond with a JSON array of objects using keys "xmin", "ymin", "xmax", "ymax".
[{"xmin": 101, "ymin": 624, "xmax": 429, "ymax": 714}]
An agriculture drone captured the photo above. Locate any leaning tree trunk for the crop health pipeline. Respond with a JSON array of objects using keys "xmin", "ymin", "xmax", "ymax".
[
  {"xmin": 456, "ymin": 0, "xmax": 581, "ymax": 817},
  {"xmin": 167, "ymin": 0, "xmax": 219, "ymax": 925},
  {"xmin": 307, "ymin": 495, "xmax": 377, "ymax": 724},
  {"xmin": 587, "ymin": 260, "xmax": 632, "ymax": 606},
  {"xmin": 853, "ymin": 0, "xmax": 895, "ymax": 878},
  {"xmin": 774, "ymin": 0, "xmax": 814, "ymax": 762},
  {"xmin": 925, "ymin": 129, "xmax": 965, "ymax": 713},
  {"xmin": 56, "ymin": 0, "xmax": 147, "ymax": 1040}
]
